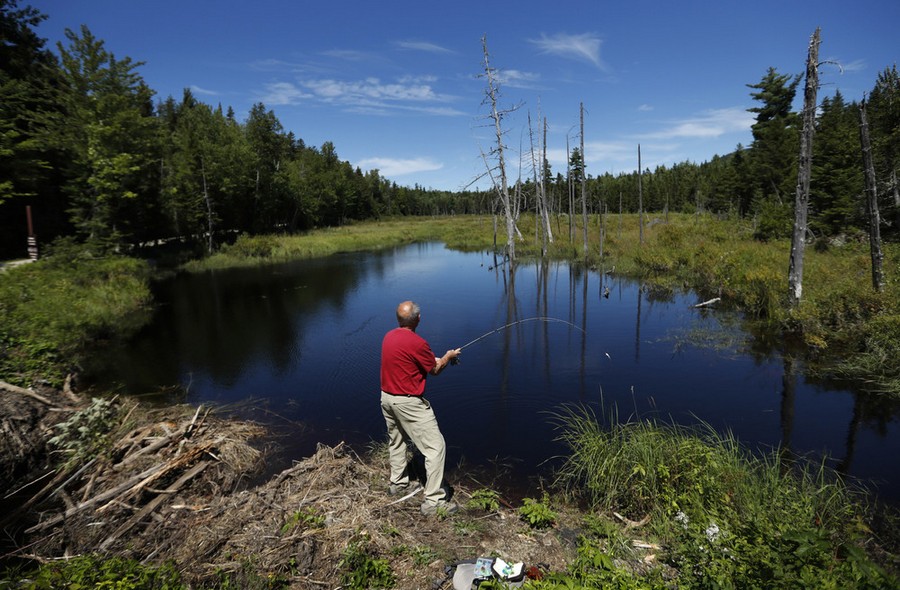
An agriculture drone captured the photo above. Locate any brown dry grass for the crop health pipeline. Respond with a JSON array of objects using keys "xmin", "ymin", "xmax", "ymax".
[{"xmin": 3, "ymin": 394, "xmax": 587, "ymax": 588}]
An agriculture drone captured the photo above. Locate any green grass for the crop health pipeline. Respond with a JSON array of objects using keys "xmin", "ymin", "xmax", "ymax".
[
  {"xmin": 550, "ymin": 405, "xmax": 896, "ymax": 589},
  {"xmin": 0, "ymin": 249, "xmax": 151, "ymax": 387}
]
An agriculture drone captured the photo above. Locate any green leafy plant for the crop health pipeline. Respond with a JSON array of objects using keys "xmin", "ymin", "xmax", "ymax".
[
  {"xmin": 48, "ymin": 397, "xmax": 117, "ymax": 462},
  {"xmin": 280, "ymin": 506, "xmax": 325, "ymax": 534},
  {"xmin": 390, "ymin": 543, "xmax": 438, "ymax": 566},
  {"xmin": 11, "ymin": 554, "xmax": 184, "ymax": 590},
  {"xmin": 467, "ymin": 488, "xmax": 501, "ymax": 512},
  {"xmin": 338, "ymin": 535, "xmax": 395, "ymax": 590},
  {"xmin": 519, "ymin": 494, "xmax": 557, "ymax": 529},
  {"xmin": 453, "ymin": 518, "xmax": 485, "ymax": 537},
  {"xmin": 553, "ymin": 405, "xmax": 897, "ymax": 589}
]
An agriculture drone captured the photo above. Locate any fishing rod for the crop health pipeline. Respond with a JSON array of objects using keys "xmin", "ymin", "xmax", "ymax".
[{"xmin": 452, "ymin": 317, "xmax": 586, "ymax": 362}]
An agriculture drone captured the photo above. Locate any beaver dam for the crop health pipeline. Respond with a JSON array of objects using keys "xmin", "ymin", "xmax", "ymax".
[{"xmin": 0, "ymin": 383, "xmax": 588, "ymax": 588}]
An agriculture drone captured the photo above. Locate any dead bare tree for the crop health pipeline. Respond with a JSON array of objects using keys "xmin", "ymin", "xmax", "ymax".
[
  {"xmin": 580, "ymin": 103, "xmax": 589, "ymax": 259},
  {"xmin": 479, "ymin": 35, "xmax": 517, "ymax": 261},
  {"xmin": 637, "ymin": 144, "xmax": 644, "ymax": 245},
  {"xmin": 788, "ymin": 28, "xmax": 821, "ymax": 306},
  {"xmin": 542, "ymin": 118, "xmax": 553, "ymax": 245},
  {"xmin": 527, "ymin": 112, "xmax": 551, "ymax": 256},
  {"xmin": 859, "ymin": 97, "xmax": 885, "ymax": 292},
  {"xmin": 566, "ymin": 135, "xmax": 574, "ymax": 242}
]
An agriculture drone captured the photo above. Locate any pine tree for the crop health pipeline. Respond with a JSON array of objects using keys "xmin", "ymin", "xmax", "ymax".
[
  {"xmin": 747, "ymin": 67, "xmax": 802, "ymax": 203},
  {"xmin": 55, "ymin": 25, "xmax": 159, "ymax": 250},
  {"xmin": 810, "ymin": 91, "xmax": 864, "ymax": 235}
]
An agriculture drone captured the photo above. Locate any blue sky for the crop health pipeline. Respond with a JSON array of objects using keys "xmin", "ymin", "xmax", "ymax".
[{"xmin": 29, "ymin": 0, "xmax": 899, "ymax": 191}]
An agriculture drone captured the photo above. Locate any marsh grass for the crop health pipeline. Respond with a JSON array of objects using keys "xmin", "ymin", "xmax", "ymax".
[
  {"xmin": 182, "ymin": 216, "xmax": 496, "ymax": 271},
  {"xmin": 0, "ymin": 253, "xmax": 151, "ymax": 386},
  {"xmin": 552, "ymin": 405, "xmax": 895, "ymax": 588}
]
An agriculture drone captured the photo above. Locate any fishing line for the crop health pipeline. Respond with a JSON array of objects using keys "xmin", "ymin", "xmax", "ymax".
[{"xmin": 457, "ymin": 316, "xmax": 586, "ymax": 352}]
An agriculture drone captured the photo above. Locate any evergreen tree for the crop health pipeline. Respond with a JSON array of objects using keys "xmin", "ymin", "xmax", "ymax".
[
  {"xmin": 244, "ymin": 102, "xmax": 291, "ymax": 232},
  {"xmin": 866, "ymin": 65, "xmax": 900, "ymax": 235},
  {"xmin": 55, "ymin": 25, "xmax": 159, "ymax": 250},
  {"xmin": 747, "ymin": 68, "xmax": 801, "ymax": 203},
  {"xmin": 0, "ymin": 0, "xmax": 69, "ymax": 256},
  {"xmin": 810, "ymin": 91, "xmax": 864, "ymax": 235},
  {"xmin": 161, "ymin": 89, "xmax": 252, "ymax": 251}
]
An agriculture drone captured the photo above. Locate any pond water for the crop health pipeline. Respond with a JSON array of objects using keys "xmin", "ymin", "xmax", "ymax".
[{"xmin": 88, "ymin": 243, "xmax": 900, "ymax": 504}]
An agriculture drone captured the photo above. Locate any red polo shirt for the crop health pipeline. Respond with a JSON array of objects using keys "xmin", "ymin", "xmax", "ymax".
[{"xmin": 381, "ymin": 327, "xmax": 437, "ymax": 396}]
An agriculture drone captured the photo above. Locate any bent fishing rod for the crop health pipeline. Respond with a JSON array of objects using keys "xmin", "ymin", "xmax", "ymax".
[{"xmin": 451, "ymin": 316, "xmax": 586, "ymax": 363}]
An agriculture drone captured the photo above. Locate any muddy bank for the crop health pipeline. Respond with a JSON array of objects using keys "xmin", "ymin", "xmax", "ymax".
[{"xmin": 0, "ymin": 386, "xmax": 608, "ymax": 588}]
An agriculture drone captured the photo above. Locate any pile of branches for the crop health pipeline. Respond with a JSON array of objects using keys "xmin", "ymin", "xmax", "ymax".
[
  {"xmin": 3, "ymin": 387, "xmax": 577, "ymax": 588},
  {"xmin": 3, "ymin": 398, "xmax": 267, "ymax": 568}
]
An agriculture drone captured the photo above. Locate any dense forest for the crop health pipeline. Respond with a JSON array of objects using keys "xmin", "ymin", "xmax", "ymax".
[{"xmin": 2, "ymin": 0, "xmax": 898, "ymax": 260}]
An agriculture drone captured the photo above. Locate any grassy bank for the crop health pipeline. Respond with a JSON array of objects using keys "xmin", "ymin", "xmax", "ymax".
[
  {"xmin": 0, "ymin": 250, "xmax": 151, "ymax": 388},
  {"xmin": 550, "ymin": 406, "xmax": 898, "ymax": 588}
]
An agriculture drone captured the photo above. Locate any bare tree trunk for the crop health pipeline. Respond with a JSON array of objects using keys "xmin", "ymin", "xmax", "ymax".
[
  {"xmin": 567, "ymin": 137, "xmax": 574, "ymax": 242},
  {"xmin": 528, "ymin": 112, "xmax": 544, "ymax": 256},
  {"xmin": 599, "ymin": 202, "xmax": 605, "ymax": 261},
  {"xmin": 638, "ymin": 144, "xmax": 644, "ymax": 245},
  {"xmin": 892, "ymin": 168, "xmax": 900, "ymax": 229},
  {"xmin": 788, "ymin": 28, "xmax": 821, "ymax": 306},
  {"xmin": 201, "ymin": 157, "xmax": 214, "ymax": 254},
  {"xmin": 859, "ymin": 98, "xmax": 885, "ymax": 292},
  {"xmin": 481, "ymin": 36, "xmax": 516, "ymax": 261},
  {"xmin": 580, "ymin": 103, "xmax": 589, "ymax": 259},
  {"xmin": 542, "ymin": 117, "xmax": 553, "ymax": 246}
]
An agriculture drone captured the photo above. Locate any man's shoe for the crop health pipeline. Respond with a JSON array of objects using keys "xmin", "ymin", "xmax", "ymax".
[
  {"xmin": 388, "ymin": 483, "xmax": 409, "ymax": 497},
  {"xmin": 420, "ymin": 500, "xmax": 459, "ymax": 516}
]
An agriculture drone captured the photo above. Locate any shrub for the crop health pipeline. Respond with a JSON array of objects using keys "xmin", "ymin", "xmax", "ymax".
[
  {"xmin": 552, "ymin": 405, "xmax": 895, "ymax": 589},
  {"xmin": 338, "ymin": 535, "xmax": 395, "ymax": 590},
  {"xmin": 467, "ymin": 488, "xmax": 501, "ymax": 512},
  {"xmin": 11, "ymin": 554, "xmax": 185, "ymax": 590},
  {"xmin": 519, "ymin": 494, "xmax": 557, "ymax": 529}
]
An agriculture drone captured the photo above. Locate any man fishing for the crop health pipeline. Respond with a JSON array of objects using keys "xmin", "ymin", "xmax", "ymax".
[{"xmin": 380, "ymin": 300, "xmax": 461, "ymax": 516}]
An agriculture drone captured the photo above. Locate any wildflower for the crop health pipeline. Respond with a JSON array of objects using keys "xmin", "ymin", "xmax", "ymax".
[
  {"xmin": 705, "ymin": 523, "xmax": 720, "ymax": 543},
  {"xmin": 674, "ymin": 511, "xmax": 689, "ymax": 530}
]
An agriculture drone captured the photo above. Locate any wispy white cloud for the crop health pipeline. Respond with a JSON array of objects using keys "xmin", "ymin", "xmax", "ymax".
[
  {"xmin": 638, "ymin": 104, "xmax": 654, "ymax": 112},
  {"xmin": 638, "ymin": 107, "xmax": 753, "ymax": 140},
  {"xmin": 190, "ymin": 85, "xmax": 218, "ymax": 96},
  {"xmin": 302, "ymin": 77, "xmax": 450, "ymax": 102},
  {"xmin": 356, "ymin": 156, "xmax": 443, "ymax": 176},
  {"xmin": 529, "ymin": 32, "xmax": 606, "ymax": 70},
  {"xmin": 262, "ymin": 76, "xmax": 464, "ymax": 115},
  {"xmin": 547, "ymin": 140, "xmax": 634, "ymax": 170},
  {"xmin": 395, "ymin": 40, "xmax": 454, "ymax": 54},
  {"xmin": 261, "ymin": 82, "xmax": 313, "ymax": 105},
  {"xmin": 496, "ymin": 69, "xmax": 541, "ymax": 89},
  {"xmin": 320, "ymin": 49, "xmax": 373, "ymax": 61}
]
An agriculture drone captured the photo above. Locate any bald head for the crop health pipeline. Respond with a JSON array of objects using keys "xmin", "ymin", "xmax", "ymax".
[{"xmin": 396, "ymin": 300, "xmax": 421, "ymax": 329}]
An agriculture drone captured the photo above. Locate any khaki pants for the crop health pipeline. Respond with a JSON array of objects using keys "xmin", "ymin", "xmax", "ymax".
[{"xmin": 380, "ymin": 391, "xmax": 448, "ymax": 506}]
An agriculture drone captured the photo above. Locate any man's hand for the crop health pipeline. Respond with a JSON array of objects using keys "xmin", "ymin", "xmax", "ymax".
[{"xmin": 432, "ymin": 348, "xmax": 462, "ymax": 374}]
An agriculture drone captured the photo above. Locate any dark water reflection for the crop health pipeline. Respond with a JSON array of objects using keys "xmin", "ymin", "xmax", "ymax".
[{"xmin": 88, "ymin": 243, "xmax": 900, "ymax": 503}]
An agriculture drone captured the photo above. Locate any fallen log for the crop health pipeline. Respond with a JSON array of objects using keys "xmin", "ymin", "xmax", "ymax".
[
  {"xmin": 99, "ymin": 460, "xmax": 210, "ymax": 550},
  {"xmin": 0, "ymin": 380, "xmax": 56, "ymax": 406},
  {"xmin": 693, "ymin": 297, "xmax": 721, "ymax": 308},
  {"xmin": 25, "ymin": 463, "xmax": 165, "ymax": 534}
]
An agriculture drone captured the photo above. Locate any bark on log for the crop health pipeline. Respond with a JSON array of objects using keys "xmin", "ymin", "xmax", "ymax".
[
  {"xmin": 0, "ymin": 380, "xmax": 56, "ymax": 406},
  {"xmin": 99, "ymin": 460, "xmax": 210, "ymax": 550}
]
